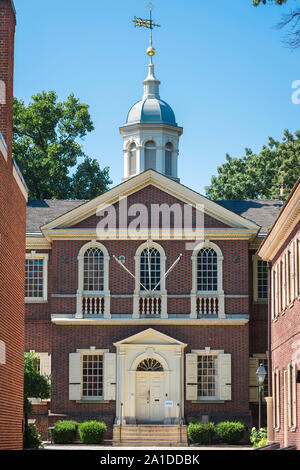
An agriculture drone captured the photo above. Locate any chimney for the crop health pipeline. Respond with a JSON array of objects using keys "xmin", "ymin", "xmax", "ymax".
[{"xmin": 0, "ymin": 0, "xmax": 16, "ymax": 159}]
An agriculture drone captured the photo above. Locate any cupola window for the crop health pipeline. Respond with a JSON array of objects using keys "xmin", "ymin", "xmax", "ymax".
[
  {"xmin": 129, "ymin": 143, "xmax": 137, "ymax": 176},
  {"xmin": 165, "ymin": 142, "xmax": 173, "ymax": 176},
  {"xmin": 144, "ymin": 141, "xmax": 156, "ymax": 171}
]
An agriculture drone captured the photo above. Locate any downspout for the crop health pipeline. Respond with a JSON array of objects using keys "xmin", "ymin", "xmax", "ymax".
[{"xmin": 268, "ymin": 261, "xmax": 272, "ymax": 397}]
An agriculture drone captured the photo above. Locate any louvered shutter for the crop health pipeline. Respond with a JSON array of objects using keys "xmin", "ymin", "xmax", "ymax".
[
  {"xmin": 219, "ymin": 354, "xmax": 232, "ymax": 401},
  {"xmin": 103, "ymin": 353, "xmax": 116, "ymax": 401},
  {"xmin": 186, "ymin": 354, "xmax": 198, "ymax": 400},
  {"xmin": 249, "ymin": 358, "xmax": 259, "ymax": 403},
  {"xmin": 39, "ymin": 353, "xmax": 51, "ymax": 376},
  {"xmin": 69, "ymin": 353, "xmax": 81, "ymax": 400},
  {"xmin": 292, "ymin": 363, "xmax": 297, "ymax": 429}
]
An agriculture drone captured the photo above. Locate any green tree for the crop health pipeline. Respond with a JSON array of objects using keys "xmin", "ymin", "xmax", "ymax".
[
  {"xmin": 252, "ymin": 0, "xmax": 300, "ymax": 48},
  {"xmin": 13, "ymin": 91, "xmax": 111, "ymax": 199},
  {"xmin": 71, "ymin": 156, "xmax": 112, "ymax": 200},
  {"xmin": 23, "ymin": 351, "xmax": 51, "ymax": 446},
  {"xmin": 205, "ymin": 129, "xmax": 300, "ymax": 200}
]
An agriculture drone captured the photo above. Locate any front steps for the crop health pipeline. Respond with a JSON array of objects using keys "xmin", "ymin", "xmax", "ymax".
[{"xmin": 113, "ymin": 424, "xmax": 188, "ymax": 447}]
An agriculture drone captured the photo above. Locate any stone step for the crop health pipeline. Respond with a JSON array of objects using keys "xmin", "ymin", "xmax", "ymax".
[
  {"xmin": 113, "ymin": 441, "xmax": 189, "ymax": 447},
  {"xmin": 113, "ymin": 425, "xmax": 188, "ymax": 447}
]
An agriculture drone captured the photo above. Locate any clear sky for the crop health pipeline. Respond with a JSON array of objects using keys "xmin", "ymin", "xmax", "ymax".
[{"xmin": 13, "ymin": 0, "xmax": 300, "ymax": 195}]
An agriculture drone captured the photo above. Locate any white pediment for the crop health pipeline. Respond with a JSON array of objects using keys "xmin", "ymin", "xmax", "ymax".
[{"xmin": 114, "ymin": 328, "xmax": 186, "ymax": 348}]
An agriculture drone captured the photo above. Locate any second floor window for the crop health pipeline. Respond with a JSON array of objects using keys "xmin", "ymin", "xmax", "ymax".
[
  {"xmin": 257, "ymin": 260, "xmax": 268, "ymax": 300},
  {"xmin": 25, "ymin": 254, "xmax": 48, "ymax": 301},
  {"xmin": 197, "ymin": 248, "xmax": 218, "ymax": 291},
  {"xmin": 83, "ymin": 248, "xmax": 104, "ymax": 292},
  {"xmin": 140, "ymin": 247, "xmax": 161, "ymax": 291}
]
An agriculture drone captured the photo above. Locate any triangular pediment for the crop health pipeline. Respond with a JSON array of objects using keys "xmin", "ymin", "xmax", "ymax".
[
  {"xmin": 114, "ymin": 328, "xmax": 186, "ymax": 347},
  {"xmin": 40, "ymin": 171, "xmax": 260, "ymax": 236}
]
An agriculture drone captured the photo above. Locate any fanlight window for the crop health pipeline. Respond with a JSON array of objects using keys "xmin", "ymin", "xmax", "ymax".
[
  {"xmin": 197, "ymin": 248, "xmax": 218, "ymax": 291},
  {"xmin": 144, "ymin": 141, "xmax": 156, "ymax": 171},
  {"xmin": 137, "ymin": 358, "xmax": 163, "ymax": 372},
  {"xmin": 140, "ymin": 247, "xmax": 161, "ymax": 291},
  {"xmin": 129, "ymin": 143, "xmax": 136, "ymax": 176},
  {"xmin": 165, "ymin": 142, "xmax": 173, "ymax": 176},
  {"xmin": 83, "ymin": 248, "xmax": 104, "ymax": 291}
]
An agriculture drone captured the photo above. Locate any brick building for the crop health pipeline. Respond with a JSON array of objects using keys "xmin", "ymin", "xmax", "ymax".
[
  {"xmin": 258, "ymin": 178, "xmax": 300, "ymax": 450},
  {"xmin": 0, "ymin": 0, "xmax": 28, "ymax": 450},
  {"xmin": 25, "ymin": 47, "xmax": 283, "ymax": 445}
]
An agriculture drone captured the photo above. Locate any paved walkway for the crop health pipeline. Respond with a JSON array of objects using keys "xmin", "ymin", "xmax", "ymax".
[{"xmin": 43, "ymin": 444, "xmax": 252, "ymax": 451}]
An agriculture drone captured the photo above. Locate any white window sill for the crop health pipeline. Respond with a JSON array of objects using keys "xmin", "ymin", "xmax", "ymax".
[
  {"xmin": 25, "ymin": 299, "xmax": 48, "ymax": 303},
  {"xmin": 76, "ymin": 399, "xmax": 109, "ymax": 404},
  {"xmin": 192, "ymin": 400, "xmax": 225, "ymax": 404}
]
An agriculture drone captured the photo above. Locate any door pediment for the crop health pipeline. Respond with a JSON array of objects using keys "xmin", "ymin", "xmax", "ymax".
[{"xmin": 114, "ymin": 328, "xmax": 186, "ymax": 348}]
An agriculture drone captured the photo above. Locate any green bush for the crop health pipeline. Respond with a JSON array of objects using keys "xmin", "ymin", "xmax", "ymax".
[
  {"xmin": 51, "ymin": 420, "xmax": 78, "ymax": 444},
  {"xmin": 23, "ymin": 424, "xmax": 43, "ymax": 449},
  {"xmin": 250, "ymin": 427, "xmax": 268, "ymax": 448},
  {"xmin": 187, "ymin": 421, "xmax": 216, "ymax": 444},
  {"xmin": 78, "ymin": 421, "xmax": 107, "ymax": 444},
  {"xmin": 216, "ymin": 421, "xmax": 245, "ymax": 444}
]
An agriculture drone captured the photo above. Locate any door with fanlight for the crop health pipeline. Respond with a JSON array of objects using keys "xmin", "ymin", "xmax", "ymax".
[{"xmin": 136, "ymin": 359, "xmax": 164, "ymax": 423}]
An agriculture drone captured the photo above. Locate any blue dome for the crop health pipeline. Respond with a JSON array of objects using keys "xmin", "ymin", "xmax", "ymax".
[{"xmin": 127, "ymin": 98, "xmax": 177, "ymax": 126}]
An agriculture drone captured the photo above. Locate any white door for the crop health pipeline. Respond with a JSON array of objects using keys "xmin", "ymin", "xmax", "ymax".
[{"xmin": 136, "ymin": 373, "xmax": 164, "ymax": 423}]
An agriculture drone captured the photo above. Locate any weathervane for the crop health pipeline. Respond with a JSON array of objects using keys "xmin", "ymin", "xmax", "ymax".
[{"xmin": 133, "ymin": 3, "xmax": 161, "ymax": 61}]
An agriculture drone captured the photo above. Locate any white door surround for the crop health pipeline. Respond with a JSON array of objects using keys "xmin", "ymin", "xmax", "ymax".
[{"xmin": 114, "ymin": 329, "xmax": 187, "ymax": 425}]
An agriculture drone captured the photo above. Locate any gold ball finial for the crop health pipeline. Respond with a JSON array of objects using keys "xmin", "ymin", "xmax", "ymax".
[{"xmin": 147, "ymin": 46, "xmax": 156, "ymax": 57}]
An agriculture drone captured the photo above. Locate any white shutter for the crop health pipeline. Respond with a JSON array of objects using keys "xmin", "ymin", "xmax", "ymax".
[
  {"xmin": 219, "ymin": 354, "xmax": 232, "ymax": 401},
  {"xmin": 69, "ymin": 353, "xmax": 81, "ymax": 400},
  {"xmin": 39, "ymin": 353, "xmax": 51, "ymax": 376},
  {"xmin": 249, "ymin": 358, "xmax": 259, "ymax": 403},
  {"xmin": 292, "ymin": 362, "xmax": 297, "ymax": 429},
  {"xmin": 103, "ymin": 353, "xmax": 116, "ymax": 401},
  {"xmin": 186, "ymin": 354, "xmax": 198, "ymax": 400},
  {"xmin": 288, "ymin": 364, "xmax": 292, "ymax": 428}
]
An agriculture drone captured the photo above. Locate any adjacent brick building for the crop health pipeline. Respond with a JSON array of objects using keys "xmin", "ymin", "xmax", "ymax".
[
  {"xmin": 258, "ymin": 178, "xmax": 300, "ymax": 449},
  {"xmin": 0, "ymin": 0, "xmax": 28, "ymax": 450}
]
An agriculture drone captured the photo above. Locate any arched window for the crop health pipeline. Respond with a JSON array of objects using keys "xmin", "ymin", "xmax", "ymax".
[
  {"xmin": 165, "ymin": 142, "xmax": 173, "ymax": 176},
  {"xmin": 84, "ymin": 247, "xmax": 104, "ymax": 291},
  {"xmin": 129, "ymin": 142, "xmax": 136, "ymax": 176},
  {"xmin": 140, "ymin": 247, "xmax": 161, "ymax": 291},
  {"xmin": 144, "ymin": 141, "xmax": 156, "ymax": 170},
  {"xmin": 197, "ymin": 247, "xmax": 218, "ymax": 292},
  {"xmin": 137, "ymin": 358, "xmax": 163, "ymax": 372}
]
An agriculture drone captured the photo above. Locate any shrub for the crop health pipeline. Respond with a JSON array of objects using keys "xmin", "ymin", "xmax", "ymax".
[
  {"xmin": 78, "ymin": 421, "xmax": 107, "ymax": 444},
  {"xmin": 23, "ymin": 424, "xmax": 43, "ymax": 449},
  {"xmin": 216, "ymin": 421, "xmax": 245, "ymax": 444},
  {"xmin": 51, "ymin": 420, "xmax": 78, "ymax": 444},
  {"xmin": 250, "ymin": 427, "xmax": 268, "ymax": 448},
  {"xmin": 187, "ymin": 421, "xmax": 216, "ymax": 444}
]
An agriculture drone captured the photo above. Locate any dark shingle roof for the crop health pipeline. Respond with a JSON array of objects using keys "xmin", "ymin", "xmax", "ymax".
[
  {"xmin": 26, "ymin": 198, "xmax": 283, "ymax": 235},
  {"xmin": 216, "ymin": 199, "xmax": 283, "ymax": 234},
  {"xmin": 26, "ymin": 199, "xmax": 87, "ymax": 233}
]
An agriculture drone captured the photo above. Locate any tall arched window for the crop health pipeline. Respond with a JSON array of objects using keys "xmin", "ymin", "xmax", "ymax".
[
  {"xmin": 197, "ymin": 247, "xmax": 218, "ymax": 292},
  {"xmin": 84, "ymin": 247, "xmax": 104, "ymax": 291},
  {"xmin": 129, "ymin": 142, "xmax": 136, "ymax": 176},
  {"xmin": 144, "ymin": 141, "xmax": 156, "ymax": 170},
  {"xmin": 165, "ymin": 142, "xmax": 173, "ymax": 176},
  {"xmin": 140, "ymin": 247, "xmax": 161, "ymax": 291}
]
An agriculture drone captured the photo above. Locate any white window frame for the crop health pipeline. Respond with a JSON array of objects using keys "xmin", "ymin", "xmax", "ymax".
[
  {"xmin": 25, "ymin": 252, "xmax": 48, "ymax": 302},
  {"xmin": 253, "ymin": 255, "xmax": 269, "ymax": 302},
  {"xmin": 191, "ymin": 241, "xmax": 225, "ymax": 318},
  {"xmin": 287, "ymin": 361, "xmax": 297, "ymax": 431},
  {"xmin": 76, "ymin": 241, "xmax": 110, "ymax": 318},
  {"xmin": 272, "ymin": 368, "xmax": 280, "ymax": 431},
  {"xmin": 191, "ymin": 348, "xmax": 227, "ymax": 402}
]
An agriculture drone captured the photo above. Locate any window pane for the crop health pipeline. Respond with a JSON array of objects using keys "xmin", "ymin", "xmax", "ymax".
[
  {"xmin": 83, "ymin": 248, "xmax": 104, "ymax": 291},
  {"xmin": 140, "ymin": 248, "xmax": 161, "ymax": 291},
  {"xmin": 257, "ymin": 260, "xmax": 268, "ymax": 300},
  {"xmin": 25, "ymin": 259, "xmax": 44, "ymax": 298},
  {"xmin": 82, "ymin": 355, "xmax": 103, "ymax": 398},
  {"xmin": 197, "ymin": 248, "xmax": 218, "ymax": 291}
]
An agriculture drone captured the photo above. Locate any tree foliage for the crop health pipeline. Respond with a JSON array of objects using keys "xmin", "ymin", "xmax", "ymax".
[
  {"xmin": 252, "ymin": 0, "xmax": 300, "ymax": 49},
  {"xmin": 13, "ymin": 91, "xmax": 111, "ymax": 200},
  {"xmin": 205, "ymin": 129, "xmax": 300, "ymax": 201}
]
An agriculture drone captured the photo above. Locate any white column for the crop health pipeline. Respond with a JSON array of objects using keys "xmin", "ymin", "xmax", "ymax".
[
  {"xmin": 156, "ymin": 147, "xmax": 164, "ymax": 174},
  {"xmin": 124, "ymin": 149, "xmax": 129, "ymax": 179},
  {"xmin": 116, "ymin": 349, "xmax": 126, "ymax": 425}
]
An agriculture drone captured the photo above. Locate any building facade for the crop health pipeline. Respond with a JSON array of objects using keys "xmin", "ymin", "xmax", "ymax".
[
  {"xmin": 0, "ymin": 0, "xmax": 28, "ymax": 450},
  {"xmin": 258, "ymin": 179, "xmax": 300, "ymax": 450},
  {"xmin": 25, "ymin": 48, "xmax": 281, "ymax": 445}
]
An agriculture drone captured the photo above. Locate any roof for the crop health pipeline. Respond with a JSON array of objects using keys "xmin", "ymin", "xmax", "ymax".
[
  {"xmin": 26, "ymin": 196, "xmax": 283, "ymax": 236},
  {"xmin": 126, "ymin": 98, "xmax": 177, "ymax": 126},
  {"xmin": 26, "ymin": 199, "xmax": 87, "ymax": 233},
  {"xmin": 216, "ymin": 200, "xmax": 283, "ymax": 235}
]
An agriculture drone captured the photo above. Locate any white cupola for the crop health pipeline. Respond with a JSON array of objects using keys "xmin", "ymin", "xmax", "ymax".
[{"xmin": 119, "ymin": 49, "xmax": 183, "ymax": 182}]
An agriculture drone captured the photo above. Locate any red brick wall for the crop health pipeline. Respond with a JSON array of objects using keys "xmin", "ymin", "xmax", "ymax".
[{"xmin": 0, "ymin": 1, "xmax": 27, "ymax": 450}]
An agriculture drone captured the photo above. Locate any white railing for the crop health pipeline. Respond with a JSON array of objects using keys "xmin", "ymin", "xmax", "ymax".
[
  {"xmin": 139, "ymin": 296, "xmax": 162, "ymax": 316},
  {"xmin": 196, "ymin": 295, "xmax": 219, "ymax": 316},
  {"xmin": 82, "ymin": 295, "xmax": 105, "ymax": 315}
]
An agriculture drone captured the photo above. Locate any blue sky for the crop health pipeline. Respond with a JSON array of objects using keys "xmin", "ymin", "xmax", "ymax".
[{"xmin": 13, "ymin": 0, "xmax": 300, "ymax": 195}]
